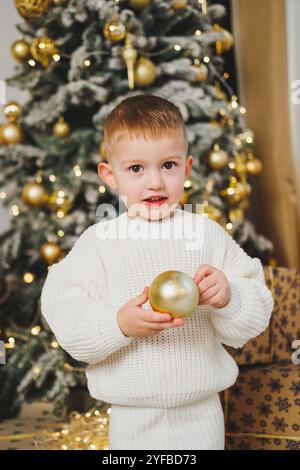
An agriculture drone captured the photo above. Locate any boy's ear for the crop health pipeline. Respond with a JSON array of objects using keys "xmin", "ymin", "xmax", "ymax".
[
  {"xmin": 97, "ymin": 161, "xmax": 118, "ymax": 189},
  {"xmin": 185, "ymin": 155, "xmax": 194, "ymax": 177}
]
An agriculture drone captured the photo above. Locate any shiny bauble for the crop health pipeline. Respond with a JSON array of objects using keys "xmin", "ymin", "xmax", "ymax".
[
  {"xmin": 149, "ymin": 270, "xmax": 199, "ymax": 319},
  {"xmin": 229, "ymin": 208, "xmax": 244, "ymax": 223},
  {"xmin": 213, "ymin": 24, "xmax": 234, "ymax": 55},
  {"xmin": 193, "ymin": 63, "xmax": 208, "ymax": 82},
  {"xmin": 11, "ymin": 39, "xmax": 31, "ymax": 62},
  {"xmin": 15, "ymin": 0, "xmax": 50, "ymax": 18},
  {"xmin": 246, "ymin": 157, "xmax": 263, "ymax": 175},
  {"xmin": 48, "ymin": 190, "xmax": 72, "ymax": 215},
  {"xmin": 53, "ymin": 117, "xmax": 70, "ymax": 138},
  {"xmin": 103, "ymin": 20, "xmax": 126, "ymax": 42},
  {"xmin": 208, "ymin": 146, "xmax": 228, "ymax": 170},
  {"xmin": 128, "ymin": 0, "xmax": 151, "ymax": 9},
  {"xmin": 1, "ymin": 122, "xmax": 23, "ymax": 145},
  {"xmin": 171, "ymin": 0, "xmax": 188, "ymax": 9},
  {"xmin": 22, "ymin": 182, "xmax": 48, "ymax": 207},
  {"xmin": 40, "ymin": 242, "xmax": 61, "ymax": 265},
  {"xmin": 134, "ymin": 57, "xmax": 157, "ymax": 87},
  {"xmin": 3, "ymin": 101, "xmax": 22, "ymax": 123},
  {"xmin": 30, "ymin": 36, "xmax": 58, "ymax": 67}
]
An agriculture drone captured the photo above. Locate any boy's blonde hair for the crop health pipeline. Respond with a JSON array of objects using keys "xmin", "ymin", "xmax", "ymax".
[{"xmin": 102, "ymin": 94, "xmax": 188, "ymax": 162}]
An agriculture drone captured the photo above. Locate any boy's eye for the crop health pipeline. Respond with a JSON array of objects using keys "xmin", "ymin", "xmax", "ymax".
[
  {"xmin": 129, "ymin": 164, "xmax": 142, "ymax": 173},
  {"xmin": 163, "ymin": 161, "xmax": 177, "ymax": 170},
  {"xmin": 128, "ymin": 161, "xmax": 177, "ymax": 173}
]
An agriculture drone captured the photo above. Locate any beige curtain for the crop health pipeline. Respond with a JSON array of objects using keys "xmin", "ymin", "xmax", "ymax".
[{"xmin": 232, "ymin": 0, "xmax": 300, "ymax": 268}]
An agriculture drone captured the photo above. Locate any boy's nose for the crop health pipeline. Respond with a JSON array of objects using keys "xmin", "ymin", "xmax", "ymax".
[{"xmin": 147, "ymin": 170, "xmax": 164, "ymax": 189}]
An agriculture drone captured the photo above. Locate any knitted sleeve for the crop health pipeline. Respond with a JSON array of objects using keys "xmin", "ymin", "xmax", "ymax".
[
  {"xmin": 40, "ymin": 225, "xmax": 134, "ymax": 365},
  {"xmin": 206, "ymin": 219, "xmax": 274, "ymax": 349}
]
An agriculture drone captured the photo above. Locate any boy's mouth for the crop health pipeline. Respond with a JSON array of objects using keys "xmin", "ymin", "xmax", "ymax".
[{"xmin": 143, "ymin": 196, "xmax": 168, "ymax": 206}]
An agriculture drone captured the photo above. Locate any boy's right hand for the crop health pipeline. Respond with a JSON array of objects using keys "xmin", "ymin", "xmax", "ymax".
[{"xmin": 117, "ymin": 286, "xmax": 185, "ymax": 338}]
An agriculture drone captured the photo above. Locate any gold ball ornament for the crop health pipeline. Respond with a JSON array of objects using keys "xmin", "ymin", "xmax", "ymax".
[
  {"xmin": 48, "ymin": 190, "xmax": 72, "ymax": 215},
  {"xmin": 128, "ymin": 0, "xmax": 151, "ymax": 9},
  {"xmin": 30, "ymin": 36, "xmax": 59, "ymax": 67},
  {"xmin": 3, "ymin": 101, "xmax": 22, "ymax": 123},
  {"xmin": 134, "ymin": 57, "xmax": 158, "ymax": 87},
  {"xmin": 22, "ymin": 182, "xmax": 48, "ymax": 208},
  {"xmin": 15, "ymin": 0, "xmax": 50, "ymax": 19},
  {"xmin": 53, "ymin": 117, "xmax": 70, "ymax": 138},
  {"xmin": 103, "ymin": 20, "xmax": 126, "ymax": 42},
  {"xmin": 208, "ymin": 145, "xmax": 229, "ymax": 170},
  {"xmin": 1, "ymin": 122, "xmax": 23, "ymax": 145},
  {"xmin": 11, "ymin": 39, "xmax": 31, "ymax": 62},
  {"xmin": 171, "ymin": 0, "xmax": 188, "ymax": 9},
  {"xmin": 0, "ymin": 125, "xmax": 6, "ymax": 145},
  {"xmin": 213, "ymin": 24, "xmax": 234, "ymax": 55},
  {"xmin": 40, "ymin": 242, "xmax": 62, "ymax": 265},
  {"xmin": 149, "ymin": 270, "xmax": 199, "ymax": 319},
  {"xmin": 246, "ymin": 157, "xmax": 263, "ymax": 175},
  {"xmin": 229, "ymin": 208, "xmax": 244, "ymax": 223},
  {"xmin": 193, "ymin": 62, "xmax": 208, "ymax": 82}
]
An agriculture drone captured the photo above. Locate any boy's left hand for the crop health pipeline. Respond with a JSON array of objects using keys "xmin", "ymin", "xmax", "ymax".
[{"xmin": 193, "ymin": 264, "xmax": 231, "ymax": 309}]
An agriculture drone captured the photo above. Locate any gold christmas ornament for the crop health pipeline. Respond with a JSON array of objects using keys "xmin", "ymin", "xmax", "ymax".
[
  {"xmin": 22, "ymin": 181, "xmax": 48, "ymax": 208},
  {"xmin": 3, "ymin": 101, "xmax": 22, "ymax": 123},
  {"xmin": 48, "ymin": 190, "xmax": 72, "ymax": 215},
  {"xmin": 171, "ymin": 0, "xmax": 188, "ymax": 10},
  {"xmin": 11, "ymin": 38, "xmax": 31, "ymax": 62},
  {"xmin": 193, "ymin": 62, "xmax": 208, "ymax": 82},
  {"xmin": 149, "ymin": 270, "xmax": 199, "ymax": 319},
  {"xmin": 201, "ymin": 201, "xmax": 223, "ymax": 223},
  {"xmin": 53, "ymin": 117, "xmax": 70, "ymax": 138},
  {"xmin": 128, "ymin": 0, "xmax": 151, "ymax": 9},
  {"xmin": 30, "ymin": 36, "xmax": 59, "ymax": 67},
  {"xmin": 15, "ymin": 0, "xmax": 50, "ymax": 18},
  {"xmin": 246, "ymin": 156, "xmax": 263, "ymax": 175},
  {"xmin": 1, "ymin": 122, "xmax": 23, "ymax": 145},
  {"xmin": 122, "ymin": 33, "xmax": 138, "ymax": 90},
  {"xmin": 134, "ymin": 57, "xmax": 158, "ymax": 87},
  {"xmin": 103, "ymin": 20, "xmax": 126, "ymax": 42},
  {"xmin": 0, "ymin": 125, "xmax": 6, "ymax": 145},
  {"xmin": 40, "ymin": 242, "xmax": 62, "ymax": 265},
  {"xmin": 229, "ymin": 208, "xmax": 244, "ymax": 223},
  {"xmin": 208, "ymin": 144, "xmax": 229, "ymax": 170},
  {"xmin": 213, "ymin": 24, "xmax": 234, "ymax": 55}
]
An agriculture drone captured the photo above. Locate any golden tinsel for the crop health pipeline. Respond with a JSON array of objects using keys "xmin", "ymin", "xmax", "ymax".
[{"xmin": 34, "ymin": 407, "xmax": 110, "ymax": 450}]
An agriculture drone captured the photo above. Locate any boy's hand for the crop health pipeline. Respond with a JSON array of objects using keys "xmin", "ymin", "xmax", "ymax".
[
  {"xmin": 193, "ymin": 264, "xmax": 231, "ymax": 309},
  {"xmin": 117, "ymin": 286, "xmax": 185, "ymax": 338}
]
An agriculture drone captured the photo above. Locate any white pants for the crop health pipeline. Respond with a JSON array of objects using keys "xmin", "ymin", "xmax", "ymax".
[{"xmin": 108, "ymin": 393, "xmax": 225, "ymax": 450}]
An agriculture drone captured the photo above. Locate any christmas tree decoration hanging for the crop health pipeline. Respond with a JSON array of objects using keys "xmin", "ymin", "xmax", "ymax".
[
  {"xmin": 149, "ymin": 270, "xmax": 199, "ymax": 319},
  {"xmin": 52, "ymin": 117, "xmax": 70, "ymax": 138},
  {"xmin": 3, "ymin": 101, "xmax": 22, "ymax": 123},
  {"xmin": 11, "ymin": 38, "xmax": 31, "ymax": 62},
  {"xmin": 122, "ymin": 33, "xmax": 138, "ymax": 90},
  {"xmin": 0, "ymin": 122, "xmax": 23, "ymax": 145},
  {"xmin": 134, "ymin": 57, "xmax": 158, "ymax": 87},
  {"xmin": 213, "ymin": 24, "xmax": 234, "ymax": 55},
  {"xmin": 48, "ymin": 190, "xmax": 73, "ymax": 216},
  {"xmin": 171, "ymin": 0, "xmax": 188, "ymax": 10},
  {"xmin": 192, "ymin": 58, "xmax": 208, "ymax": 82},
  {"xmin": 22, "ymin": 181, "xmax": 48, "ymax": 208},
  {"xmin": 128, "ymin": 0, "xmax": 151, "ymax": 9},
  {"xmin": 40, "ymin": 242, "xmax": 62, "ymax": 265},
  {"xmin": 30, "ymin": 36, "xmax": 59, "ymax": 68},
  {"xmin": 15, "ymin": 0, "xmax": 50, "ymax": 19},
  {"xmin": 246, "ymin": 153, "xmax": 263, "ymax": 175},
  {"xmin": 208, "ymin": 144, "xmax": 229, "ymax": 170},
  {"xmin": 103, "ymin": 19, "xmax": 127, "ymax": 42},
  {"xmin": 229, "ymin": 207, "xmax": 244, "ymax": 223}
]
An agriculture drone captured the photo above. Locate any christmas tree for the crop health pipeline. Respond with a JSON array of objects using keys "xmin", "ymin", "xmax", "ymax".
[{"xmin": 0, "ymin": 0, "xmax": 274, "ymax": 418}]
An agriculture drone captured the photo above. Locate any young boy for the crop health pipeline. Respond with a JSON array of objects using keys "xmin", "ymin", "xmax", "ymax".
[{"xmin": 41, "ymin": 94, "xmax": 274, "ymax": 450}]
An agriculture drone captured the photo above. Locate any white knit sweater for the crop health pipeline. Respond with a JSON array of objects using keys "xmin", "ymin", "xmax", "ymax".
[{"xmin": 41, "ymin": 207, "xmax": 274, "ymax": 408}]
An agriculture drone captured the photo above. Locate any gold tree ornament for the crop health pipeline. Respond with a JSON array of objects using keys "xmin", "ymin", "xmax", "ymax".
[
  {"xmin": 229, "ymin": 208, "xmax": 244, "ymax": 223},
  {"xmin": 246, "ymin": 154, "xmax": 263, "ymax": 175},
  {"xmin": 15, "ymin": 0, "xmax": 50, "ymax": 19},
  {"xmin": 40, "ymin": 242, "xmax": 62, "ymax": 265},
  {"xmin": 22, "ymin": 181, "xmax": 48, "ymax": 207},
  {"xmin": 208, "ymin": 144, "xmax": 229, "ymax": 170},
  {"xmin": 30, "ymin": 36, "xmax": 59, "ymax": 67},
  {"xmin": 193, "ymin": 62, "xmax": 208, "ymax": 82},
  {"xmin": 213, "ymin": 24, "xmax": 234, "ymax": 55},
  {"xmin": 149, "ymin": 270, "xmax": 199, "ymax": 319},
  {"xmin": 48, "ymin": 190, "xmax": 72, "ymax": 215},
  {"xmin": 171, "ymin": 0, "xmax": 188, "ymax": 10},
  {"xmin": 122, "ymin": 33, "xmax": 138, "ymax": 90},
  {"xmin": 134, "ymin": 57, "xmax": 158, "ymax": 87},
  {"xmin": 103, "ymin": 20, "xmax": 126, "ymax": 42},
  {"xmin": 53, "ymin": 117, "xmax": 70, "ymax": 138},
  {"xmin": 11, "ymin": 39, "xmax": 31, "ymax": 62},
  {"xmin": 1, "ymin": 122, "xmax": 23, "ymax": 145},
  {"xmin": 128, "ymin": 0, "xmax": 151, "ymax": 9},
  {"xmin": 3, "ymin": 101, "xmax": 22, "ymax": 123}
]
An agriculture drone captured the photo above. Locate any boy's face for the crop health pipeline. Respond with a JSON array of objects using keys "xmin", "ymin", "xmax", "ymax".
[{"xmin": 98, "ymin": 129, "xmax": 193, "ymax": 221}]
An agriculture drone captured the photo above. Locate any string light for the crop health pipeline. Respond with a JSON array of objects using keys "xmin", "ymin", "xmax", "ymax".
[
  {"xmin": 184, "ymin": 180, "xmax": 192, "ymax": 189},
  {"xmin": 51, "ymin": 341, "xmax": 59, "ymax": 348},
  {"xmin": 5, "ymin": 337, "xmax": 15, "ymax": 349},
  {"xmin": 240, "ymin": 107, "xmax": 246, "ymax": 114},
  {"xmin": 194, "ymin": 30, "xmax": 202, "ymax": 36},
  {"xmin": 57, "ymin": 229, "xmax": 64, "ymax": 237},
  {"xmin": 174, "ymin": 44, "xmax": 181, "ymax": 51},
  {"xmin": 28, "ymin": 59, "xmax": 36, "ymax": 67},
  {"xmin": 99, "ymin": 185, "xmax": 106, "ymax": 193},
  {"xmin": 23, "ymin": 272, "xmax": 35, "ymax": 283},
  {"xmin": 49, "ymin": 174, "xmax": 56, "ymax": 182},
  {"xmin": 31, "ymin": 325, "xmax": 41, "ymax": 335},
  {"xmin": 56, "ymin": 210, "xmax": 65, "ymax": 218},
  {"xmin": 0, "ymin": 192, "xmax": 6, "ymax": 199},
  {"xmin": 73, "ymin": 165, "xmax": 82, "ymax": 177},
  {"xmin": 11, "ymin": 205, "xmax": 19, "ymax": 216},
  {"xmin": 84, "ymin": 59, "xmax": 91, "ymax": 67},
  {"xmin": 203, "ymin": 56, "xmax": 210, "ymax": 63},
  {"xmin": 52, "ymin": 54, "xmax": 61, "ymax": 62}
]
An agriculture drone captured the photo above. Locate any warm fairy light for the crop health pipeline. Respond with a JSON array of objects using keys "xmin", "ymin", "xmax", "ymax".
[
  {"xmin": 28, "ymin": 59, "xmax": 36, "ymax": 67},
  {"xmin": 0, "ymin": 192, "xmax": 6, "ymax": 199},
  {"xmin": 99, "ymin": 185, "xmax": 106, "ymax": 193},
  {"xmin": 56, "ymin": 210, "xmax": 65, "ymax": 218},
  {"xmin": 73, "ymin": 165, "xmax": 82, "ymax": 177},
  {"xmin": 228, "ymin": 162, "xmax": 235, "ymax": 170},
  {"xmin": 6, "ymin": 337, "xmax": 15, "ymax": 349},
  {"xmin": 227, "ymin": 188, "xmax": 235, "ymax": 195},
  {"xmin": 107, "ymin": 408, "xmax": 111, "ymax": 414},
  {"xmin": 64, "ymin": 363, "xmax": 72, "ymax": 370},
  {"xmin": 246, "ymin": 136, "xmax": 253, "ymax": 144},
  {"xmin": 33, "ymin": 367, "xmax": 40, "ymax": 376},
  {"xmin": 31, "ymin": 325, "xmax": 41, "ymax": 335},
  {"xmin": 84, "ymin": 59, "xmax": 91, "ymax": 67},
  {"xmin": 240, "ymin": 107, "xmax": 246, "ymax": 114},
  {"xmin": 219, "ymin": 109, "xmax": 226, "ymax": 116},
  {"xmin": 11, "ymin": 205, "xmax": 19, "ymax": 216},
  {"xmin": 174, "ymin": 44, "xmax": 181, "ymax": 51},
  {"xmin": 57, "ymin": 229, "xmax": 64, "ymax": 237},
  {"xmin": 52, "ymin": 54, "xmax": 61, "ymax": 62},
  {"xmin": 194, "ymin": 29, "xmax": 202, "ymax": 36},
  {"xmin": 58, "ymin": 190, "xmax": 65, "ymax": 197},
  {"xmin": 24, "ymin": 272, "xmax": 34, "ymax": 283},
  {"xmin": 184, "ymin": 180, "xmax": 192, "ymax": 189},
  {"xmin": 49, "ymin": 174, "xmax": 56, "ymax": 182},
  {"xmin": 51, "ymin": 341, "xmax": 59, "ymax": 348},
  {"xmin": 231, "ymin": 101, "xmax": 238, "ymax": 109},
  {"xmin": 226, "ymin": 223, "xmax": 233, "ymax": 231},
  {"xmin": 223, "ymin": 72, "xmax": 230, "ymax": 79},
  {"xmin": 203, "ymin": 56, "xmax": 210, "ymax": 63}
]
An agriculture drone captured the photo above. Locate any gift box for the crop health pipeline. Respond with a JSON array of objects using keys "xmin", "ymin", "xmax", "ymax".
[{"xmin": 220, "ymin": 266, "xmax": 300, "ymax": 450}]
